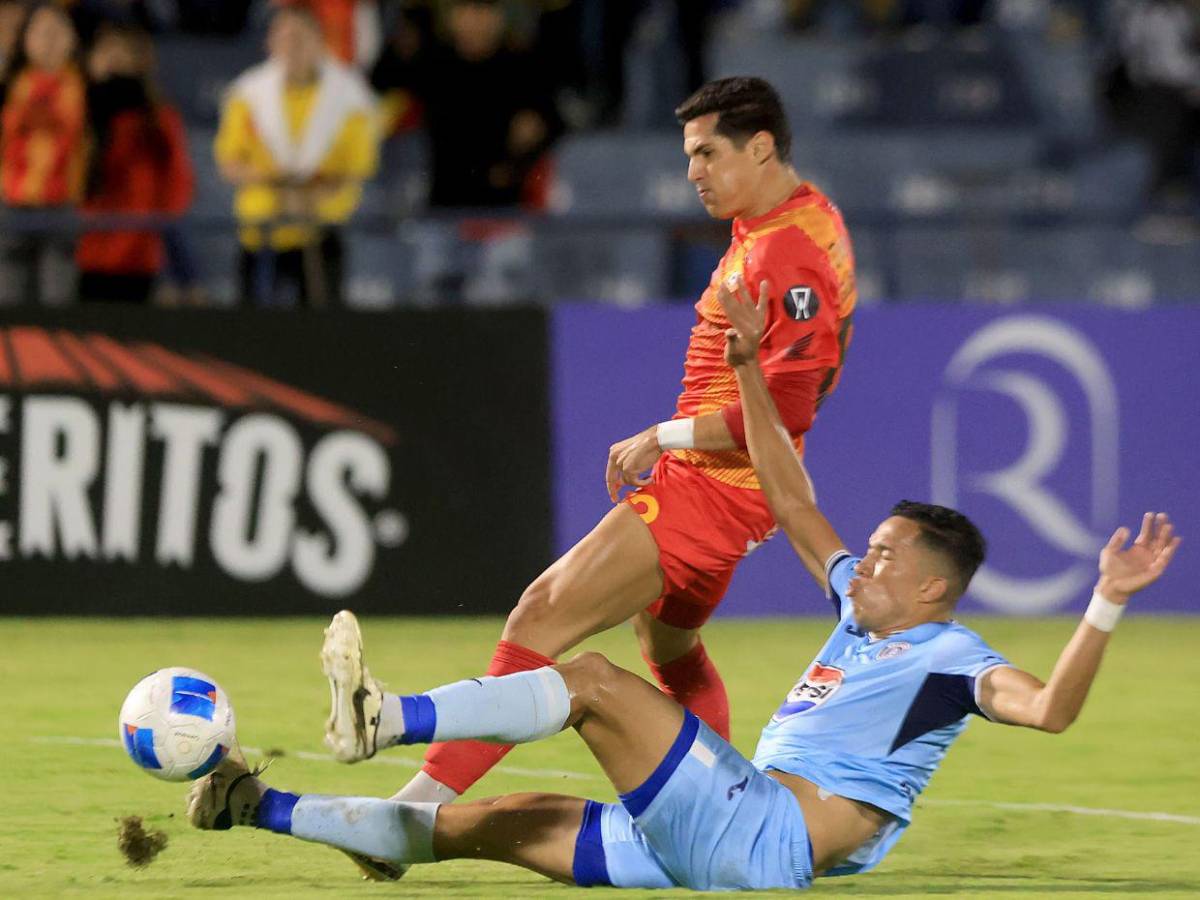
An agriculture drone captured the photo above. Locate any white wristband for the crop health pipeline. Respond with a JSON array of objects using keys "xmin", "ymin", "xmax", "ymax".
[
  {"xmin": 656, "ymin": 418, "xmax": 695, "ymax": 451},
  {"xmin": 1083, "ymin": 591, "xmax": 1125, "ymax": 633}
]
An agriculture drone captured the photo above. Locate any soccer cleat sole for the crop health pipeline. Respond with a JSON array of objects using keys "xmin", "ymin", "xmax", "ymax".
[
  {"xmin": 321, "ymin": 610, "xmax": 379, "ymax": 763},
  {"xmin": 340, "ymin": 849, "xmax": 409, "ymax": 882}
]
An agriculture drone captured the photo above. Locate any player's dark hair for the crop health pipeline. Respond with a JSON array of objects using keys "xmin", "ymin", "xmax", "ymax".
[
  {"xmin": 890, "ymin": 500, "xmax": 986, "ymax": 602},
  {"xmin": 675, "ymin": 76, "xmax": 792, "ymax": 163}
]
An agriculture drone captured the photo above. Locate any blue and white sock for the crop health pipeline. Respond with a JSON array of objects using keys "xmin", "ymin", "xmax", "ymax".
[
  {"xmin": 256, "ymin": 790, "xmax": 438, "ymax": 863},
  {"xmin": 376, "ymin": 667, "xmax": 571, "ymax": 748}
]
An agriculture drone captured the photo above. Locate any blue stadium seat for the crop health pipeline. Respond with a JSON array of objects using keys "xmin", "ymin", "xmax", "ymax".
[
  {"xmin": 838, "ymin": 38, "xmax": 1038, "ymax": 128},
  {"xmin": 710, "ymin": 32, "xmax": 1037, "ymax": 130},
  {"xmin": 845, "ymin": 227, "xmax": 887, "ymax": 303},
  {"xmin": 706, "ymin": 35, "xmax": 863, "ymax": 129},
  {"xmin": 550, "ymin": 132, "xmax": 697, "ymax": 217},
  {"xmin": 530, "ymin": 227, "xmax": 669, "ymax": 304},
  {"xmin": 346, "ymin": 232, "xmax": 413, "ymax": 309},
  {"xmin": 889, "ymin": 225, "xmax": 1198, "ymax": 304},
  {"xmin": 893, "ymin": 226, "xmax": 1101, "ymax": 302},
  {"xmin": 998, "ymin": 28, "xmax": 1103, "ymax": 145}
]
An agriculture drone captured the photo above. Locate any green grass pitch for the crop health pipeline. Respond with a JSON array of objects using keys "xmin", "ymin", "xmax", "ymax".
[{"xmin": 4, "ymin": 616, "xmax": 1199, "ymax": 898}]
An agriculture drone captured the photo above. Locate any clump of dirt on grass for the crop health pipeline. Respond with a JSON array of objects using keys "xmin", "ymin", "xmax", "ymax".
[{"xmin": 117, "ymin": 816, "xmax": 168, "ymax": 868}]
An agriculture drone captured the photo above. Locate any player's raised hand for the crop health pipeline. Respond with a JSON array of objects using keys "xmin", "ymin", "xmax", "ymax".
[
  {"xmin": 1096, "ymin": 512, "xmax": 1181, "ymax": 603},
  {"xmin": 717, "ymin": 275, "xmax": 769, "ymax": 367}
]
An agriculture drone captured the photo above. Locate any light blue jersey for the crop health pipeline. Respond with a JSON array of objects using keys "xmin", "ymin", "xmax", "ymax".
[{"xmin": 751, "ymin": 551, "xmax": 1011, "ymax": 875}]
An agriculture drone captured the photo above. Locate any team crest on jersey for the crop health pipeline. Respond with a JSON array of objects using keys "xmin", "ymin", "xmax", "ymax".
[
  {"xmin": 783, "ymin": 285, "xmax": 819, "ymax": 321},
  {"xmin": 876, "ymin": 641, "xmax": 912, "ymax": 661},
  {"xmin": 772, "ymin": 663, "xmax": 845, "ymax": 721}
]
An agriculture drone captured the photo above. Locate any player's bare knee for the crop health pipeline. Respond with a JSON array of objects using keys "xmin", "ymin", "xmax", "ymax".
[
  {"xmin": 559, "ymin": 651, "xmax": 620, "ymax": 701},
  {"xmin": 504, "ymin": 576, "xmax": 558, "ymax": 638}
]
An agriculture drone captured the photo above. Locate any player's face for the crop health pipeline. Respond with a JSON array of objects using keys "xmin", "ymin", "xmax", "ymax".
[
  {"xmin": 847, "ymin": 517, "xmax": 932, "ymax": 632},
  {"xmin": 683, "ymin": 114, "xmax": 763, "ymax": 220}
]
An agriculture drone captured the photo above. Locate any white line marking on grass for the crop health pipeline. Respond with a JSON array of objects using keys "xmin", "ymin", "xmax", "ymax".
[
  {"xmin": 34, "ymin": 737, "xmax": 1200, "ymax": 825},
  {"xmin": 31, "ymin": 736, "xmax": 604, "ymax": 782},
  {"xmin": 921, "ymin": 798, "xmax": 1200, "ymax": 826}
]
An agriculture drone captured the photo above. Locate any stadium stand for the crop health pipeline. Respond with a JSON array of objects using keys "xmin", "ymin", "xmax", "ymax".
[{"xmin": 0, "ymin": 0, "xmax": 1195, "ymax": 308}]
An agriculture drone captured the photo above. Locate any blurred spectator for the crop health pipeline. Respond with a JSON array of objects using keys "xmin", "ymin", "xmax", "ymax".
[
  {"xmin": 373, "ymin": 0, "xmax": 560, "ymax": 208},
  {"xmin": 1102, "ymin": 0, "xmax": 1200, "ymax": 217},
  {"xmin": 276, "ymin": 0, "xmax": 384, "ymax": 69},
  {"xmin": 371, "ymin": 0, "xmax": 563, "ymax": 303},
  {"xmin": 76, "ymin": 23, "xmax": 193, "ymax": 304},
  {"xmin": 215, "ymin": 5, "xmax": 378, "ymax": 307},
  {"xmin": 561, "ymin": 0, "xmax": 712, "ymax": 127},
  {"xmin": 0, "ymin": 1, "xmax": 24, "ymax": 82},
  {"xmin": 0, "ymin": 2, "xmax": 86, "ymax": 305}
]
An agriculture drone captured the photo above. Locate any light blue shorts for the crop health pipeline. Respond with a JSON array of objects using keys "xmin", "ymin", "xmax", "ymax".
[{"xmin": 574, "ymin": 711, "xmax": 814, "ymax": 891}]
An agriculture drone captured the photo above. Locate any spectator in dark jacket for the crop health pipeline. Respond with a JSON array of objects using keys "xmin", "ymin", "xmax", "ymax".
[
  {"xmin": 373, "ymin": 0, "xmax": 561, "ymax": 209},
  {"xmin": 1103, "ymin": 0, "xmax": 1200, "ymax": 216},
  {"xmin": 77, "ymin": 23, "xmax": 194, "ymax": 304}
]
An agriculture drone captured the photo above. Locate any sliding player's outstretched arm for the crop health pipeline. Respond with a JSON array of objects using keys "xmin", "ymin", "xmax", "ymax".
[
  {"xmin": 717, "ymin": 275, "xmax": 845, "ymax": 588},
  {"xmin": 978, "ymin": 513, "xmax": 1181, "ymax": 732}
]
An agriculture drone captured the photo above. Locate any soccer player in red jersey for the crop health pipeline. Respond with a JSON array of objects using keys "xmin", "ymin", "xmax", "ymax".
[{"xmin": 357, "ymin": 76, "xmax": 858, "ymax": 842}]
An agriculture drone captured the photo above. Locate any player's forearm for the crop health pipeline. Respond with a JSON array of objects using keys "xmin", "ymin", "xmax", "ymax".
[
  {"xmin": 1026, "ymin": 616, "xmax": 1111, "ymax": 733},
  {"xmin": 653, "ymin": 413, "xmax": 737, "ymax": 452},
  {"xmin": 733, "ymin": 359, "xmax": 840, "ymax": 582},
  {"xmin": 693, "ymin": 412, "xmax": 737, "ymax": 450}
]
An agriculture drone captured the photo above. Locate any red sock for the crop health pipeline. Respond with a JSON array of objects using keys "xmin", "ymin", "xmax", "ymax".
[
  {"xmin": 421, "ymin": 640, "xmax": 556, "ymax": 795},
  {"xmin": 645, "ymin": 641, "xmax": 731, "ymax": 740}
]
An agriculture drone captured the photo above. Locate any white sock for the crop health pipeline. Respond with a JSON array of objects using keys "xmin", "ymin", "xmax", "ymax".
[
  {"xmin": 382, "ymin": 667, "xmax": 571, "ymax": 746},
  {"xmin": 263, "ymin": 793, "xmax": 439, "ymax": 864},
  {"xmin": 391, "ymin": 770, "xmax": 460, "ymax": 804},
  {"xmin": 377, "ymin": 692, "xmax": 411, "ymax": 748}
]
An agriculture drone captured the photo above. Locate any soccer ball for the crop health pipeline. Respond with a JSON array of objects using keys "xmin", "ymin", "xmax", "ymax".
[{"xmin": 118, "ymin": 667, "xmax": 236, "ymax": 782}]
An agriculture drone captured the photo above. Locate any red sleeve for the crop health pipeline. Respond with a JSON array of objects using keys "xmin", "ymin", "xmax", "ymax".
[
  {"xmin": 719, "ymin": 367, "xmax": 821, "ymax": 449},
  {"xmin": 159, "ymin": 108, "xmax": 194, "ymax": 214},
  {"xmin": 747, "ymin": 228, "xmax": 843, "ymax": 376}
]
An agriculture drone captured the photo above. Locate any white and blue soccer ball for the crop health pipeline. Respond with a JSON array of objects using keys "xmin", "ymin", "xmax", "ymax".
[{"xmin": 118, "ymin": 667, "xmax": 236, "ymax": 782}]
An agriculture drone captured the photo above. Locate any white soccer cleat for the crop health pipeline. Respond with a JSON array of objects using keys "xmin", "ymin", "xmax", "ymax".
[
  {"xmin": 322, "ymin": 609, "xmax": 384, "ymax": 763},
  {"xmin": 186, "ymin": 754, "xmax": 266, "ymax": 831}
]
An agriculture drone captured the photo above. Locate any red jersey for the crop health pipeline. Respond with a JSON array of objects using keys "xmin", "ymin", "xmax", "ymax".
[
  {"xmin": 76, "ymin": 105, "xmax": 194, "ymax": 276},
  {"xmin": 0, "ymin": 67, "xmax": 88, "ymax": 206},
  {"xmin": 674, "ymin": 183, "xmax": 856, "ymax": 489}
]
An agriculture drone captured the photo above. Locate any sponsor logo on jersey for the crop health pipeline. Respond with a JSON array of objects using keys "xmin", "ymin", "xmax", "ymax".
[
  {"xmin": 783, "ymin": 286, "xmax": 819, "ymax": 321},
  {"xmin": 876, "ymin": 641, "xmax": 911, "ymax": 661},
  {"xmin": 772, "ymin": 662, "xmax": 845, "ymax": 720}
]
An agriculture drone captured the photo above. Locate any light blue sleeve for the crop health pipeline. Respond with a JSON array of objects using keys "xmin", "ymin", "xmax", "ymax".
[
  {"xmin": 824, "ymin": 552, "xmax": 860, "ymax": 620},
  {"xmin": 934, "ymin": 628, "xmax": 1012, "ymax": 719},
  {"xmin": 935, "ymin": 628, "xmax": 1011, "ymax": 678}
]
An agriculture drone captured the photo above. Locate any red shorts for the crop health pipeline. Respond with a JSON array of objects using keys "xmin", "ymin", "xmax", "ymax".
[{"xmin": 625, "ymin": 453, "xmax": 777, "ymax": 630}]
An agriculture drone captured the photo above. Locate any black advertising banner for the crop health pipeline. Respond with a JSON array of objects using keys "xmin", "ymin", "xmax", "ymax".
[{"xmin": 0, "ymin": 308, "xmax": 551, "ymax": 615}]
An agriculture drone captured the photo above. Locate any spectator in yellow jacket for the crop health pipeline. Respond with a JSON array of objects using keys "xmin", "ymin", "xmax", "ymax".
[{"xmin": 215, "ymin": 5, "xmax": 378, "ymax": 306}]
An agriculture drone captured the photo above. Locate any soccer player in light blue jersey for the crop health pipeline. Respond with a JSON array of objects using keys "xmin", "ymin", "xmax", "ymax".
[{"xmin": 187, "ymin": 278, "xmax": 1180, "ymax": 891}]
